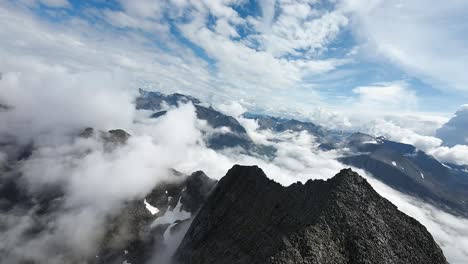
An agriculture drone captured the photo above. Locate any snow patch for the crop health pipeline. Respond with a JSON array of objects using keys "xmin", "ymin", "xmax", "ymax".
[
  {"xmin": 144, "ymin": 199, "xmax": 159, "ymax": 215},
  {"xmin": 441, "ymin": 163, "xmax": 453, "ymax": 170},
  {"xmin": 151, "ymin": 197, "xmax": 191, "ymax": 227}
]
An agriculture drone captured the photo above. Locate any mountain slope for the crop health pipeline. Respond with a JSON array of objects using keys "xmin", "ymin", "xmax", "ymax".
[
  {"xmin": 96, "ymin": 170, "xmax": 217, "ymax": 264},
  {"xmin": 339, "ymin": 133, "xmax": 468, "ymax": 217},
  {"xmin": 175, "ymin": 165, "xmax": 447, "ymax": 264},
  {"xmin": 136, "ymin": 90, "xmax": 256, "ymax": 151}
]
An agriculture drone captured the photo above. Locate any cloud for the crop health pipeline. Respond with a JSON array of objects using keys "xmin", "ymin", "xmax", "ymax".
[
  {"xmin": 0, "ymin": 70, "xmax": 136, "ymax": 146},
  {"xmin": 429, "ymin": 145, "xmax": 468, "ymax": 166},
  {"xmin": 117, "ymin": 0, "xmax": 165, "ymax": 19},
  {"xmin": 39, "ymin": 0, "xmax": 70, "ymax": 8},
  {"xmin": 258, "ymin": 0, "xmax": 349, "ymax": 58},
  {"xmin": 360, "ymin": 119, "xmax": 442, "ymax": 151},
  {"xmin": 1, "ymin": 77, "xmax": 467, "ymax": 263},
  {"xmin": 436, "ymin": 104, "xmax": 468, "ymax": 147},
  {"xmin": 0, "ymin": 1, "xmax": 214, "ymax": 102},
  {"xmin": 383, "ymin": 113, "xmax": 448, "ymax": 137},
  {"xmin": 351, "ymin": 81, "xmax": 418, "ymax": 113},
  {"xmin": 364, "ymin": 175, "xmax": 468, "ymax": 264},
  {"xmin": 0, "ymin": 104, "xmax": 205, "ymax": 263},
  {"xmin": 340, "ymin": 0, "xmax": 468, "ymax": 91},
  {"xmin": 0, "ymin": 2, "xmax": 467, "ymax": 263},
  {"xmin": 174, "ymin": 117, "xmax": 468, "ymax": 264}
]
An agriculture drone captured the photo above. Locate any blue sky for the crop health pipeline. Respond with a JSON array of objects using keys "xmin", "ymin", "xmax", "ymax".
[{"xmin": 2, "ymin": 0, "xmax": 468, "ymax": 117}]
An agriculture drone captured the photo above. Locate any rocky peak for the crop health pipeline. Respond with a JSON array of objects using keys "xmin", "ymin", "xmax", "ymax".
[
  {"xmin": 78, "ymin": 127, "xmax": 130, "ymax": 144},
  {"xmin": 174, "ymin": 165, "xmax": 447, "ymax": 264}
]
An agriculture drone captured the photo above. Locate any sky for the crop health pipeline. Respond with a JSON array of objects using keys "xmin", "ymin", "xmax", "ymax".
[
  {"xmin": 1, "ymin": 0, "xmax": 468, "ymax": 120},
  {"xmin": 1, "ymin": 1, "xmax": 468, "ymax": 263}
]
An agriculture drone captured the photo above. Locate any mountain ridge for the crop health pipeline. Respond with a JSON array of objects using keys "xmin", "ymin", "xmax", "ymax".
[{"xmin": 174, "ymin": 165, "xmax": 447, "ymax": 264}]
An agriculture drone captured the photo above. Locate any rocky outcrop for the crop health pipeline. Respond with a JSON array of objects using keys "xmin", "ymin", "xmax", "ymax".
[
  {"xmin": 175, "ymin": 165, "xmax": 447, "ymax": 264},
  {"xmin": 96, "ymin": 170, "xmax": 217, "ymax": 264}
]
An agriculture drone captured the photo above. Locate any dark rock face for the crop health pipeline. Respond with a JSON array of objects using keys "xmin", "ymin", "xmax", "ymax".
[
  {"xmin": 136, "ymin": 89, "xmax": 201, "ymax": 111},
  {"xmin": 96, "ymin": 170, "xmax": 217, "ymax": 264},
  {"xmin": 339, "ymin": 133, "xmax": 468, "ymax": 218},
  {"xmin": 175, "ymin": 165, "xmax": 447, "ymax": 264},
  {"xmin": 78, "ymin": 127, "xmax": 130, "ymax": 145}
]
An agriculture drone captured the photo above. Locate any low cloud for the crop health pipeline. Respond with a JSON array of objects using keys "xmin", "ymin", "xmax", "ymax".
[
  {"xmin": 351, "ymin": 81, "xmax": 419, "ymax": 114},
  {"xmin": 429, "ymin": 145, "xmax": 468, "ymax": 166},
  {"xmin": 436, "ymin": 104, "xmax": 468, "ymax": 147}
]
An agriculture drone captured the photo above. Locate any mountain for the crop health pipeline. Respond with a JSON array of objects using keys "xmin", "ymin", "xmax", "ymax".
[
  {"xmin": 136, "ymin": 89, "xmax": 201, "ymax": 111},
  {"xmin": 136, "ymin": 90, "xmax": 257, "ymax": 151},
  {"xmin": 175, "ymin": 165, "xmax": 447, "ymax": 264},
  {"xmin": 137, "ymin": 91, "xmax": 468, "ymax": 217},
  {"xmin": 436, "ymin": 105, "xmax": 468, "ymax": 146},
  {"xmin": 96, "ymin": 170, "xmax": 217, "ymax": 264},
  {"xmin": 339, "ymin": 132, "xmax": 468, "ymax": 218},
  {"xmin": 243, "ymin": 113, "xmax": 327, "ymax": 138},
  {"xmin": 242, "ymin": 112, "xmax": 346, "ymax": 150}
]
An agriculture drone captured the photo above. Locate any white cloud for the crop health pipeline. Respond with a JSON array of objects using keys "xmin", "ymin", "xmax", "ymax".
[
  {"xmin": 436, "ymin": 104, "xmax": 468, "ymax": 147},
  {"xmin": 383, "ymin": 113, "xmax": 448, "ymax": 137},
  {"xmin": 117, "ymin": 0, "xmax": 164, "ymax": 18},
  {"xmin": 340, "ymin": 0, "xmax": 468, "ymax": 91},
  {"xmin": 0, "ymin": 1, "xmax": 218, "ymax": 104},
  {"xmin": 0, "ymin": 103, "xmax": 206, "ymax": 263},
  {"xmin": 39, "ymin": 0, "xmax": 70, "ymax": 8},
  {"xmin": 429, "ymin": 145, "xmax": 468, "ymax": 166},
  {"xmin": 0, "ymin": 70, "xmax": 136, "ymax": 146},
  {"xmin": 0, "ymin": 1, "xmax": 467, "ymax": 263},
  {"xmin": 351, "ymin": 81, "xmax": 418, "ymax": 113},
  {"xmin": 175, "ymin": 119, "xmax": 468, "ymax": 264}
]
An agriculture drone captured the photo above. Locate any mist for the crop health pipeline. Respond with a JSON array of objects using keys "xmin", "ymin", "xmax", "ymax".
[{"xmin": 1, "ymin": 68, "xmax": 467, "ymax": 263}]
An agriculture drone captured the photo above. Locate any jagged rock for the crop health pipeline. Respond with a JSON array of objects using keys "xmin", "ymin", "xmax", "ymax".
[
  {"xmin": 78, "ymin": 127, "xmax": 130, "ymax": 145},
  {"xmin": 79, "ymin": 127, "xmax": 94, "ymax": 138},
  {"xmin": 106, "ymin": 129, "xmax": 130, "ymax": 144},
  {"xmin": 96, "ymin": 170, "xmax": 217, "ymax": 264},
  {"xmin": 175, "ymin": 165, "xmax": 447, "ymax": 264}
]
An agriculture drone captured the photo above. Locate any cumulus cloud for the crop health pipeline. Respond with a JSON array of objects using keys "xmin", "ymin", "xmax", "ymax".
[
  {"xmin": 1, "ymin": 74, "xmax": 467, "ymax": 263},
  {"xmin": 351, "ymin": 81, "xmax": 418, "ymax": 114},
  {"xmin": 436, "ymin": 104, "xmax": 468, "ymax": 147},
  {"xmin": 429, "ymin": 145, "xmax": 468, "ymax": 166},
  {"xmin": 0, "ymin": 70, "xmax": 136, "ymax": 146},
  {"xmin": 1, "ymin": 1, "xmax": 467, "ymax": 263},
  {"xmin": 39, "ymin": 0, "xmax": 70, "ymax": 8},
  {"xmin": 0, "ymin": 103, "xmax": 207, "ymax": 263},
  {"xmin": 340, "ymin": 0, "xmax": 468, "ymax": 91}
]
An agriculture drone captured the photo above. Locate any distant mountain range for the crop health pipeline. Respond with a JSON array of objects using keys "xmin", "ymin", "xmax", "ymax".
[
  {"xmin": 0, "ymin": 89, "xmax": 461, "ymax": 263},
  {"xmin": 137, "ymin": 90, "xmax": 468, "ymax": 218}
]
